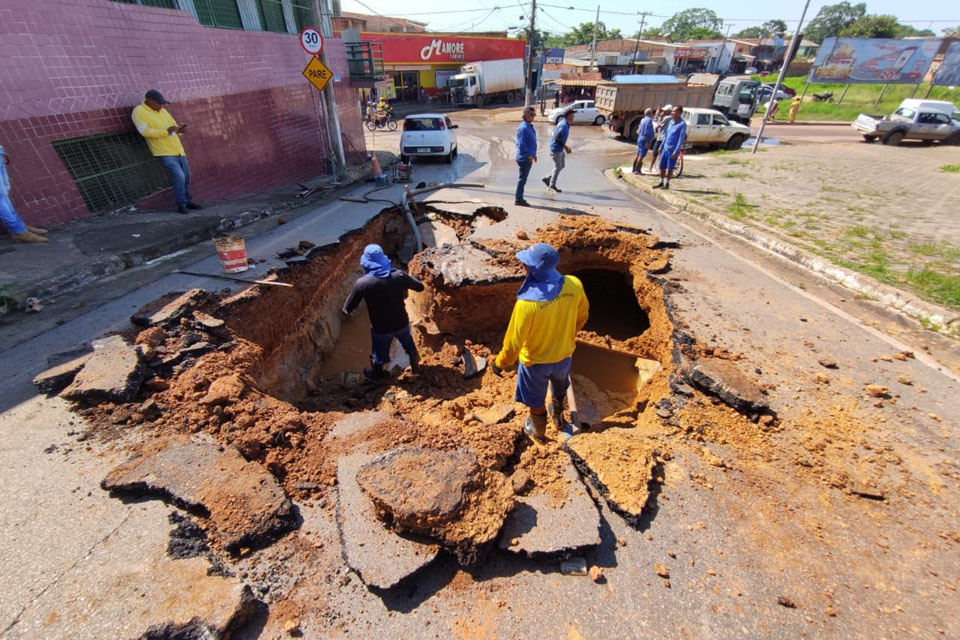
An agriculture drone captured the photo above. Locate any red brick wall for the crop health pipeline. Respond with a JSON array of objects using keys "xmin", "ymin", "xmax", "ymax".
[{"xmin": 0, "ymin": 0, "xmax": 366, "ymax": 227}]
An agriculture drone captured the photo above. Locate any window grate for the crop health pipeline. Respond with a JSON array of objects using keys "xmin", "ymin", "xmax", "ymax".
[
  {"xmin": 111, "ymin": 0, "xmax": 179, "ymax": 8},
  {"xmin": 53, "ymin": 131, "xmax": 171, "ymax": 214},
  {"xmin": 290, "ymin": 0, "xmax": 313, "ymax": 32},
  {"xmin": 257, "ymin": 0, "xmax": 288, "ymax": 33},
  {"xmin": 194, "ymin": 0, "xmax": 243, "ymax": 29}
]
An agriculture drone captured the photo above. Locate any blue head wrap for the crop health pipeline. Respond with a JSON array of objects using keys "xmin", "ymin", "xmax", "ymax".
[
  {"xmin": 515, "ymin": 243, "xmax": 564, "ymax": 302},
  {"xmin": 360, "ymin": 244, "xmax": 393, "ymax": 278}
]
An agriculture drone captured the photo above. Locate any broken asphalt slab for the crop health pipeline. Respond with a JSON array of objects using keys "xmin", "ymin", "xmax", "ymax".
[
  {"xmin": 59, "ymin": 335, "xmax": 146, "ymax": 402},
  {"xmin": 131, "ymin": 288, "xmax": 209, "ymax": 328},
  {"xmin": 336, "ymin": 451, "xmax": 441, "ymax": 590},
  {"xmin": 499, "ymin": 461, "xmax": 601, "ymax": 557},
  {"xmin": 101, "ymin": 435, "xmax": 296, "ymax": 552},
  {"xmin": 32, "ymin": 352, "xmax": 92, "ymax": 395},
  {"xmin": 689, "ymin": 357, "xmax": 770, "ymax": 415}
]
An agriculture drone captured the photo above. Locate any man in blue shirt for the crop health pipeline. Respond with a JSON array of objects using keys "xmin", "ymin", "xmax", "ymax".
[
  {"xmin": 514, "ymin": 106, "xmax": 538, "ymax": 206},
  {"xmin": 654, "ymin": 105, "xmax": 686, "ymax": 190},
  {"xmin": 542, "ymin": 110, "xmax": 574, "ymax": 192},
  {"xmin": 632, "ymin": 108, "xmax": 655, "ymax": 174}
]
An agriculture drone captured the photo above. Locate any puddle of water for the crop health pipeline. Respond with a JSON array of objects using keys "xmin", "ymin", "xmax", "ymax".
[
  {"xmin": 568, "ymin": 342, "xmax": 660, "ymax": 425},
  {"xmin": 744, "ymin": 137, "xmax": 780, "ymax": 146}
]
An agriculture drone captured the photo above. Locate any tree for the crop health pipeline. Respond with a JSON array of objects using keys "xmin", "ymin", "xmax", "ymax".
[
  {"xmin": 840, "ymin": 14, "xmax": 900, "ymax": 38},
  {"xmin": 515, "ymin": 27, "xmax": 564, "ymax": 50},
  {"xmin": 734, "ymin": 26, "xmax": 764, "ymax": 39},
  {"xmin": 562, "ymin": 21, "xmax": 621, "ymax": 46},
  {"xmin": 895, "ymin": 24, "xmax": 935, "ymax": 38},
  {"xmin": 641, "ymin": 26, "xmax": 666, "ymax": 39},
  {"xmin": 661, "ymin": 8, "xmax": 723, "ymax": 42},
  {"xmin": 943, "ymin": 26, "xmax": 960, "ymax": 37},
  {"xmin": 805, "ymin": 2, "xmax": 866, "ymax": 43},
  {"xmin": 762, "ymin": 19, "xmax": 788, "ymax": 37}
]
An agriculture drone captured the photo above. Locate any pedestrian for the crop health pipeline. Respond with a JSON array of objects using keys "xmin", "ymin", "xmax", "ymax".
[
  {"xmin": 492, "ymin": 243, "xmax": 589, "ymax": 442},
  {"xmin": 342, "ymin": 244, "xmax": 424, "ymax": 380},
  {"xmin": 553, "ymin": 91, "xmax": 561, "ymax": 109},
  {"xmin": 132, "ymin": 89, "xmax": 202, "ymax": 215},
  {"xmin": 653, "ymin": 105, "xmax": 686, "ymax": 190},
  {"xmin": 514, "ymin": 106, "xmax": 538, "ymax": 207},
  {"xmin": 0, "ymin": 143, "xmax": 48, "ymax": 243},
  {"xmin": 632, "ymin": 108, "xmax": 655, "ymax": 174},
  {"xmin": 648, "ymin": 104, "xmax": 672, "ymax": 173},
  {"xmin": 789, "ymin": 98, "xmax": 801, "ymax": 124},
  {"xmin": 542, "ymin": 110, "xmax": 573, "ymax": 193},
  {"xmin": 769, "ymin": 97, "xmax": 780, "ymax": 120}
]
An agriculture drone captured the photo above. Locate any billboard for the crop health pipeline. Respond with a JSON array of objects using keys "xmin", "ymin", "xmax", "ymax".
[
  {"xmin": 360, "ymin": 32, "xmax": 526, "ymax": 65},
  {"xmin": 933, "ymin": 41, "xmax": 960, "ymax": 87},
  {"xmin": 809, "ymin": 37, "xmax": 942, "ymax": 84},
  {"xmin": 541, "ymin": 48, "xmax": 565, "ymax": 65}
]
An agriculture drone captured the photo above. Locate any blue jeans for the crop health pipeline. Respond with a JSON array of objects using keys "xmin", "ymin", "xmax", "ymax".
[
  {"xmin": 515, "ymin": 159, "xmax": 532, "ymax": 203},
  {"xmin": 0, "ymin": 194, "xmax": 27, "ymax": 235},
  {"xmin": 370, "ymin": 325, "xmax": 418, "ymax": 365},
  {"xmin": 160, "ymin": 155, "xmax": 193, "ymax": 206},
  {"xmin": 515, "ymin": 357, "xmax": 572, "ymax": 408}
]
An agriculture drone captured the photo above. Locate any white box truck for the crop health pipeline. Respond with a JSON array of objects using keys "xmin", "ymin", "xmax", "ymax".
[{"xmin": 449, "ymin": 58, "xmax": 525, "ymax": 107}]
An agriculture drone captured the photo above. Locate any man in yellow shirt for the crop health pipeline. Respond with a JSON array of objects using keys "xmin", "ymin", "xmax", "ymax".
[
  {"xmin": 131, "ymin": 89, "xmax": 202, "ymax": 215},
  {"xmin": 493, "ymin": 243, "xmax": 589, "ymax": 441}
]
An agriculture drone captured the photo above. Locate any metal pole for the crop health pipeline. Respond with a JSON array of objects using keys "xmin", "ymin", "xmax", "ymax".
[
  {"xmin": 924, "ymin": 84, "xmax": 933, "ymax": 99},
  {"xmin": 752, "ymin": 0, "xmax": 810, "ymax": 154},
  {"xmin": 874, "ymin": 83, "xmax": 889, "ymax": 108},
  {"xmin": 909, "ymin": 80, "xmax": 921, "ymax": 99},
  {"xmin": 720, "ymin": 23, "xmax": 732, "ymax": 74},
  {"xmin": 588, "ymin": 5, "xmax": 600, "ymax": 71},
  {"xmin": 524, "ymin": 0, "xmax": 538, "ymax": 107},
  {"xmin": 836, "ymin": 83, "xmax": 850, "ymax": 104},
  {"xmin": 631, "ymin": 12, "xmax": 649, "ymax": 72},
  {"xmin": 312, "ymin": 0, "xmax": 347, "ymax": 178}
]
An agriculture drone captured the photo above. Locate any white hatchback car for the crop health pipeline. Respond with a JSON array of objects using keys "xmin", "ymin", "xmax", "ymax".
[
  {"xmin": 400, "ymin": 114, "xmax": 459, "ymax": 163},
  {"xmin": 547, "ymin": 100, "xmax": 605, "ymax": 126}
]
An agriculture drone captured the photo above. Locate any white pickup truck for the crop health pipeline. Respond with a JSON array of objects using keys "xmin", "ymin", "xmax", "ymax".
[
  {"xmin": 853, "ymin": 98, "xmax": 960, "ymax": 146},
  {"xmin": 679, "ymin": 108, "xmax": 752, "ymax": 150}
]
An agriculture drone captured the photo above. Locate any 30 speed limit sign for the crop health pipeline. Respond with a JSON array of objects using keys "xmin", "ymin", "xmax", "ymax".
[{"xmin": 299, "ymin": 27, "xmax": 323, "ymax": 55}]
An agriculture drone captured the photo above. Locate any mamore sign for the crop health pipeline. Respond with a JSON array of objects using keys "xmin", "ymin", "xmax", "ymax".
[
  {"xmin": 420, "ymin": 39, "xmax": 465, "ymax": 61},
  {"xmin": 809, "ymin": 38, "xmax": 942, "ymax": 84},
  {"xmin": 359, "ymin": 32, "xmax": 526, "ymax": 65}
]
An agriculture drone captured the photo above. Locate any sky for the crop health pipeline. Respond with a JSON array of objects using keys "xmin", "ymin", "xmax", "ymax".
[{"xmin": 340, "ymin": 0, "xmax": 959, "ymax": 38}]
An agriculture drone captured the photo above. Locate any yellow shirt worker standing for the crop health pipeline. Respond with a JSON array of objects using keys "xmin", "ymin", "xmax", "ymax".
[
  {"xmin": 493, "ymin": 243, "xmax": 589, "ymax": 441},
  {"xmin": 131, "ymin": 89, "xmax": 202, "ymax": 214}
]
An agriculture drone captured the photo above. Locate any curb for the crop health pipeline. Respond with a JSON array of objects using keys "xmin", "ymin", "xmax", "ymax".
[{"xmin": 614, "ymin": 169, "xmax": 960, "ymax": 337}]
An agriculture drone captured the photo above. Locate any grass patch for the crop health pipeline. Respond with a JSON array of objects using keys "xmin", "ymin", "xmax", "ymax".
[
  {"xmin": 726, "ymin": 193, "xmax": 753, "ymax": 220},
  {"xmin": 846, "ymin": 225, "xmax": 869, "ymax": 237},
  {"xmin": 940, "ymin": 165, "xmax": 960, "ymax": 174},
  {"xmin": 721, "ymin": 171, "xmax": 748, "ymax": 178},
  {"xmin": 905, "ymin": 267, "xmax": 960, "ymax": 308},
  {"xmin": 909, "ymin": 242, "xmax": 960, "ymax": 261}
]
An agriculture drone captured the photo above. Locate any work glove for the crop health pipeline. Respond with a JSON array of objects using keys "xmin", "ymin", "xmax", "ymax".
[{"xmin": 491, "ymin": 362, "xmax": 503, "ymax": 377}]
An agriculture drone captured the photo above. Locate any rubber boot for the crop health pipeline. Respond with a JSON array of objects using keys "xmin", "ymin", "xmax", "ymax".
[
  {"xmin": 523, "ymin": 414, "xmax": 548, "ymax": 442},
  {"xmin": 363, "ymin": 362, "xmax": 386, "ymax": 381},
  {"xmin": 12, "ymin": 231, "xmax": 48, "ymax": 243},
  {"xmin": 407, "ymin": 350, "xmax": 421, "ymax": 374},
  {"xmin": 26, "ymin": 225, "xmax": 48, "ymax": 235},
  {"xmin": 549, "ymin": 397, "xmax": 565, "ymax": 428}
]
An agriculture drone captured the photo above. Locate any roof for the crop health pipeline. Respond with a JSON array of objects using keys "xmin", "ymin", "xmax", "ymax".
[
  {"xmin": 402, "ymin": 113, "xmax": 448, "ymax": 119},
  {"xmin": 613, "ymin": 74, "xmax": 681, "ymax": 84},
  {"xmin": 340, "ymin": 11, "xmax": 427, "ymax": 30},
  {"xmin": 799, "ymin": 39, "xmax": 818, "ymax": 48}
]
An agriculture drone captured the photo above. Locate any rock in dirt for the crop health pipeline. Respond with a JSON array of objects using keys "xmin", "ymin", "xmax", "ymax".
[
  {"xmin": 777, "ymin": 596, "xmax": 797, "ymax": 608},
  {"xmin": 326, "ymin": 411, "xmax": 395, "ymax": 441},
  {"xmin": 560, "ymin": 557, "xmax": 588, "ymax": 576},
  {"xmin": 510, "ymin": 471, "xmax": 533, "ymax": 495},
  {"xmin": 865, "ymin": 385, "xmax": 890, "ymax": 398},
  {"xmin": 33, "ymin": 352, "xmax": 92, "ymax": 395},
  {"xmin": 499, "ymin": 461, "xmax": 600, "ymax": 558},
  {"xmin": 60, "ymin": 335, "xmax": 146, "ymax": 402},
  {"xmin": 193, "ymin": 311, "xmax": 225, "ymax": 330},
  {"xmin": 336, "ymin": 452, "xmax": 440, "ymax": 590},
  {"xmin": 356, "ymin": 447, "xmax": 514, "ymax": 565},
  {"xmin": 565, "ymin": 429, "xmax": 659, "ymax": 526},
  {"xmin": 102, "ymin": 435, "xmax": 296, "ymax": 552},
  {"xmin": 200, "ymin": 374, "xmax": 246, "ymax": 405},
  {"xmin": 476, "ymin": 403, "xmax": 515, "ymax": 425},
  {"xmin": 589, "ymin": 566, "xmax": 605, "ymax": 582},
  {"xmin": 850, "ymin": 480, "xmax": 885, "ymax": 500},
  {"xmin": 131, "ymin": 289, "xmax": 207, "ymax": 328},
  {"xmin": 690, "ymin": 358, "xmax": 768, "ymax": 414},
  {"xmin": 818, "ymin": 358, "xmax": 838, "ymax": 369}
]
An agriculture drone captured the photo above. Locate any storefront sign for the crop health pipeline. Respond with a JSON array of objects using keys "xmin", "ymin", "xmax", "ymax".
[
  {"xmin": 809, "ymin": 37, "xmax": 942, "ymax": 84},
  {"xmin": 674, "ymin": 47, "xmax": 707, "ymax": 59},
  {"xmin": 360, "ymin": 32, "xmax": 526, "ymax": 65},
  {"xmin": 541, "ymin": 48, "xmax": 565, "ymax": 65}
]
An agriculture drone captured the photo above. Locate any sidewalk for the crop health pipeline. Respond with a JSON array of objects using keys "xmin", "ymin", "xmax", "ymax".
[{"xmin": 0, "ymin": 157, "xmax": 394, "ymax": 309}]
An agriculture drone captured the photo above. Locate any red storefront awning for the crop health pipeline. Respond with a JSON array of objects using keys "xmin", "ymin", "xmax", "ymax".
[{"xmin": 359, "ymin": 32, "xmax": 526, "ymax": 65}]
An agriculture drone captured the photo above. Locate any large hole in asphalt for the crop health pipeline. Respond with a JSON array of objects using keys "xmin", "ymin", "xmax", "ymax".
[{"xmin": 573, "ymin": 269, "xmax": 650, "ymax": 340}]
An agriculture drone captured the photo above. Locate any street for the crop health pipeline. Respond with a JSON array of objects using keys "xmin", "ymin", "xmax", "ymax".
[{"xmin": 2, "ymin": 108, "xmax": 959, "ymax": 640}]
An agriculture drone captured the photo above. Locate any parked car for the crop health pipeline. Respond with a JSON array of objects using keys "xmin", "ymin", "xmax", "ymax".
[
  {"xmin": 745, "ymin": 67, "xmax": 758, "ymax": 75},
  {"xmin": 758, "ymin": 85, "xmax": 792, "ymax": 103},
  {"xmin": 546, "ymin": 100, "xmax": 605, "ymax": 125},
  {"xmin": 763, "ymin": 82, "xmax": 796, "ymax": 97},
  {"xmin": 400, "ymin": 114, "xmax": 459, "ymax": 163},
  {"xmin": 852, "ymin": 99, "xmax": 960, "ymax": 146},
  {"xmin": 680, "ymin": 108, "xmax": 752, "ymax": 150}
]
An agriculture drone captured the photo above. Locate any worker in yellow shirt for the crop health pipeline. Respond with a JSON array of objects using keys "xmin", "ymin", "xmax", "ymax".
[
  {"xmin": 492, "ymin": 243, "xmax": 589, "ymax": 441},
  {"xmin": 131, "ymin": 89, "xmax": 202, "ymax": 215}
]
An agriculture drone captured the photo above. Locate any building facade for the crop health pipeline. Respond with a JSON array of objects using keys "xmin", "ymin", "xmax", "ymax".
[{"xmin": 0, "ymin": 0, "xmax": 366, "ymax": 228}]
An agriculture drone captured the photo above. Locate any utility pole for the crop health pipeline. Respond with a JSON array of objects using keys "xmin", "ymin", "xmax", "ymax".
[
  {"xmin": 311, "ymin": 0, "xmax": 347, "ymax": 179},
  {"xmin": 588, "ymin": 5, "xmax": 600, "ymax": 71},
  {"xmin": 720, "ymin": 23, "xmax": 732, "ymax": 74},
  {"xmin": 751, "ymin": 0, "xmax": 810, "ymax": 154},
  {"xmin": 631, "ymin": 11, "xmax": 651, "ymax": 74},
  {"xmin": 524, "ymin": 0, "xmax": 537, "ymax": 107}
]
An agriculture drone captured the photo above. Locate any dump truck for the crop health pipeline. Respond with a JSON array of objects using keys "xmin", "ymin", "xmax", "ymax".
[
  {"xmin": 596, "ymin": 80, "xmax": 716, "ymax": 141},
  {"xmin": 449, "ymin": 59, "xmax": 525, "ymax": 107},
  {"xmin": 853, "ymin": 99, "xmax": 960, "ymax": 146}
]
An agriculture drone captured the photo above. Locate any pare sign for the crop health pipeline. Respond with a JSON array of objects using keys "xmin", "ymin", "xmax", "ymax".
[{"xmin": 420, "ymin": 39, "xmax": 465, "ymax": 61}]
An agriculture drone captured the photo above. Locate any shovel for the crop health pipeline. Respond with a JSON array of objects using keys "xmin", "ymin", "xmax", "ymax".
[{"xmin": 460, "ymin": 345, "xmax": 487, "ymax": 378}]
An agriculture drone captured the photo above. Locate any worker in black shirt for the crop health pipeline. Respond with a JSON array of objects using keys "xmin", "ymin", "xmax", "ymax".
[{"xmin": 343, "ymin": 244, "xmax": 425, "ymax": 380}]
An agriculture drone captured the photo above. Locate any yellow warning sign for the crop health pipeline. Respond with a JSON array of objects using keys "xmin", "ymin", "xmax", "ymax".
[{"xmin": 303, "ymin": 57, "xmax": 333, "ymax": 92}]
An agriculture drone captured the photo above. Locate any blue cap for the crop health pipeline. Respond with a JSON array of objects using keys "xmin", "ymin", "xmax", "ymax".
[
  {"xmin": 516, "ymin": 243, "xmax": 560, "ymax": 271},
  {"xmin": 515, "ymin": 243, "xmax": 564, "ymax": 302}
]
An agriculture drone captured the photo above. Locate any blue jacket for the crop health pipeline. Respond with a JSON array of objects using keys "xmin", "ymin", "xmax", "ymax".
[
  {"xmin": 516, "ymin": 121, "xmax": 537, "ymax": 163},
  {"xmin": 662, "ymin": 117, "xmax": 687, "ymax": 154},
  {"xmin": 637, "ymin": 116, "xmax": 655, "ymax": 148},
  {"xmin": 549, "ymin": 119, "xmax": 570, "ymax": 154}
]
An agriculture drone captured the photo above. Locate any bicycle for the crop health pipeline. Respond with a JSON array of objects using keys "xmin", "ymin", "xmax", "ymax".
[
  {"xmin": 365, "ymin": 111, "xmax": 398, "ymax": 131},
  {"xmin": 647, "ymin": 142, "xmax": 688, "ymax": 177}
]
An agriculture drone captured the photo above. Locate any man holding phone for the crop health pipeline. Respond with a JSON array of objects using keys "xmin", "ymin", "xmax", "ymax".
[{"xmin": 132, "ymin": 89, "xmax": 202, "ymax": 214}]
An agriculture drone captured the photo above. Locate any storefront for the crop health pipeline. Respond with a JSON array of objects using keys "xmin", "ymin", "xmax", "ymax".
[{"xmin": 359, "ymin": 32, "xmax": 526, "ymax": 102}]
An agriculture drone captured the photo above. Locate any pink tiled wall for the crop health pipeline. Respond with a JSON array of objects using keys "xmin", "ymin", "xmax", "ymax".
[{"xmin": 0, "ymin": 0, "xmax": 366, "ymax": 226}]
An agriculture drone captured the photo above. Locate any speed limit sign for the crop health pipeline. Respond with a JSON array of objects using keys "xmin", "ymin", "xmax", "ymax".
[{"xmin": 300, "ymin": 27, "xmax": 323, "ymax": 56}]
